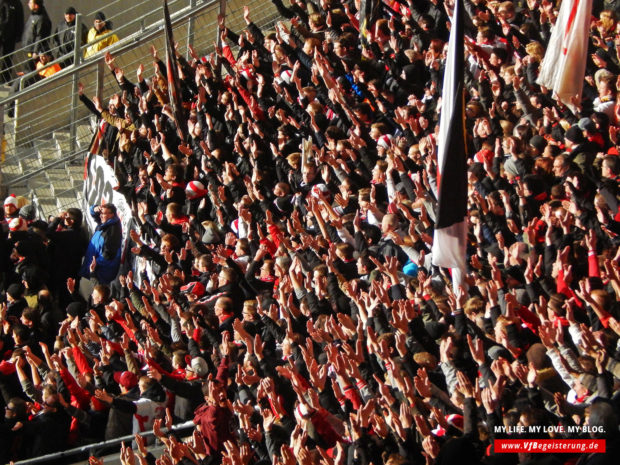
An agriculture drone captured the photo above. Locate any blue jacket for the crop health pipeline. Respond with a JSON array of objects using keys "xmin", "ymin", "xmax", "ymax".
[{"xmin": 79, "ymin": 206, "xmax": 122, "ymax": 284}]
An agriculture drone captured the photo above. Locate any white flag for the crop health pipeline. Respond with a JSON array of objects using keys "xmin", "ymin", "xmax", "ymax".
[{"xmin": 537, "ymin": 0, "xmax": 593, "ymax": 113}]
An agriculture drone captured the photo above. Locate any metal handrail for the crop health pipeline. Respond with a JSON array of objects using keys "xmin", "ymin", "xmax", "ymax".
[
  {"xmin": 13, "ymin": 420, "xmax": 195, "ymax": 465},
  {"xmin": 6, "ymin": 147, "xmax": 87, "ymax": 187}
]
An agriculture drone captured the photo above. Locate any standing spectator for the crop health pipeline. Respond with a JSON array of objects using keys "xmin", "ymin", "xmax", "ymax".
[
  {"xmin": 0, "ymin": 0, "xmax": 24, "ymax": 83},
  {"xmin": 84, "ymin": 12, "xmax": 119, "ymax": 59},
  {"xmin": 79, "ymin": 203, "xmax": 122, "ymax": 285},
  {"xmin": 52, "ymin": 6, "xmax": 87, "ymax": 68},
  {"xmin": 46, "ymin": 208, "xmax": 88, "ymax": 308},
  {"xmin": 21, "ymin": 0, "xmax": 51, "ymax": 71},
  {"xmin": 95, "ymin": 376, "xmax": 166, "ymax": 437}
]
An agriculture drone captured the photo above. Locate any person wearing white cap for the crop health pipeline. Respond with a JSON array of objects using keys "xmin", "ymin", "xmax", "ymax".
[
  {"xmin": 4, "ymin": 195, "xmax": 20, "ymax": 220},
  {"xmin": 185, "ymin": 181, "xmax": 208, "ymax": 200},
  {"xmin": 8, "ymin": 217, "xmax": 27, "ymax": 233}
]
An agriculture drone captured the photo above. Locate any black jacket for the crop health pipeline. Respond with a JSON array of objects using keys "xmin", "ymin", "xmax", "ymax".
[
  {"xmin": 46, "ymin": 218, "xmax": 88, "ymax": 284},
  {"xmin": 0, "ymin": 0, "xmax": 23, "ymax": 51},
  {"xmin": 22, "ymin": 6, "xmax": 51, "ymax": 54},
  {"xmin": 19, "ymin": 409, "xmax": 71, "ymax": 457},
  {"xmin": 53, "ymin": 18, "xmax": 87, "ymax": 57}
]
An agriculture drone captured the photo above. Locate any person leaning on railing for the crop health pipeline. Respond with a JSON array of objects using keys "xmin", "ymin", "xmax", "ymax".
[
  {"xmin": 53, "ymin": 6, "xmax": 87, "ymax": 68},
  {"xmin": 5, "ymin": 50, "xmax": 59, "ymax": 117},
  {"xmin": 84, "ymin": 11, "xmax": 119, "ymax": 59}
]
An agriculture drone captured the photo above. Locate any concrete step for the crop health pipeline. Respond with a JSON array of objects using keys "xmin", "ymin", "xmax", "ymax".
[
  {"xmin": 49, "ymin": 183, "xmax": 74, "ymax": 198},
  {"xmin": 10, "ymin": 186, "xmax": 31, "ymax": 199},
  {"xmin": 35, "ymin": 196, "xmax": 59, "ymax": 221},
  {"xmin": 57, "ymin": 137, "xmax": 73, "ymax": 156},
  {"xmin": 37, "ymin": 146, "xmax": 62, "ymax": 164},
  {"xmin": 53, "ymin": 130, "xmax": 71, "ymax": 141},
  {"xmin": 46, "ymin": 167, "xmax": 70, "ymax": 179},
  {"xmin": 29, "ymin": 182, "xmax": 54, "ymax": 199},
  {"xmin": 46, "ymin": 167, "xmax": 73, "ymax": 197},
  {"xmin": 18, "ymin": 156, "xmax": 43, "ymax": 174},
  {"xmin": 0, "ymin": 158, "xmax": 23, "ymax": 177},
  {"xmin": 66, "ymin": 164, "xmax": 84, "ymax": 178},
  {"xmin": 55, "ymin": 192, "xmax": 81, "ymax": 211},
  {"xmin": 76, "ymin": 125, "xmax": 93, "ymax": 149}
]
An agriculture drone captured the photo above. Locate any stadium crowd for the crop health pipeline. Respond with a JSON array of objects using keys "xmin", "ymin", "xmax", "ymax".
[{"xmin": 1, "ymin": 0, "xmax": 620, "ymax": 464}]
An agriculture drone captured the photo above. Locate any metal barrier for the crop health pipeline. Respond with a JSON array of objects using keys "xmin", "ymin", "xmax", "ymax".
[
  {"xmin": 0, "ymin": 0, "xmax": 282, "ymax": 218},
  {"xmin": 13, "ymin": 420, "xmax": 195, "ymax": 465}
]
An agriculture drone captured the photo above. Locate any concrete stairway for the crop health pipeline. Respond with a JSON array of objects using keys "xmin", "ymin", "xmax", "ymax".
[{"xmin": 1, "ymin": 114, "xmax": 94, "ymax": 220}]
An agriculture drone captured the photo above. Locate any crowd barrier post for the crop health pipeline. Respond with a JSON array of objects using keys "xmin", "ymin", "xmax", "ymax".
[{"xmin": 186, "ymin": 0, "xmax": 198, "ymax": 60}]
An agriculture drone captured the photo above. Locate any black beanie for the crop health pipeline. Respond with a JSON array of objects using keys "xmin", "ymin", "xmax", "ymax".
[
  {"xmin": 66, "ymin": 302, "xmax": 86, "ymax": 318},
  {"xmin": 565, "ymin": 125, "xmax": 584, "ymax": 144},
  {"xmin": 7, "ymin": 283, "xmax": 25, "ymax": 300}
]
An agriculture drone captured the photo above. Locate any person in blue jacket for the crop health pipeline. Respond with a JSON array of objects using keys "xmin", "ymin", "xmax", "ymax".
[{"xmin": 79, "ymin": 203, "xmax": 122, "ymax": 284}]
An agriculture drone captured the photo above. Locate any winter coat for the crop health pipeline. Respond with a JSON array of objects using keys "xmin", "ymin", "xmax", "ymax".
[
  {"xmin": 103, "ymin": 387, "xmax": 139, "ymax": 440},
  {"xmin": 18, "ymin": 409, "xmax": 72, "ymax": 457},
  {"xmin": 53, "ymin": 18, "xmax": 87, "ymax": 58},
  {"xmin": 79, "ymin": 206, "xmax": 122, "ymax": 284},
  {"xmin": 0, "ymin": 0, "xmax": 23, "ymax": 52},
  {"xmin": 22, "ymin": 6, "xmax": 51, "ymax": 55},
  {"xmin": 84, "ymin": 25, "xmax": 118, "ymax": 58},
  {"xmin": 192, "ymin": 403, "xmax": 234, "ymax": 456},
  {"xmin": 47, "ymin": 218, "xmax": 88, "ymax": 286}
]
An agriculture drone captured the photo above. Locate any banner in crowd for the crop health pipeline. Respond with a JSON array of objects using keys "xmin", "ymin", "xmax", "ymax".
[
  {"xmin": 431, "ymin": 0, "xmax": 468, "ymax": 275},
  {"xmin": 360, "ymin": 0, "xmax": 381, "ymax": 46},
  {"xmin": 82, "ymin": 153, "xmax": 134, "ymax": 265},
  {"xmin": 163, "ymin": 0, "xmax": 187, "ymax": 141},
  {"xmin": 537, "ymin": 0, "xmax": 593, "ymax": 113}
]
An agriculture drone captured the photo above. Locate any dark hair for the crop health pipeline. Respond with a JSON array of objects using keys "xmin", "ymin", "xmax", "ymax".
[
  {"xmin": 12, "ymin": 323, "xmax": 29, "ymax": 342},
  {"xmin": 167, "ymin": 164, "xmax": 184, "ymax": 181},
  {"xmin": 102, "ymin": 203, "xmax": 117, "ymax": 215},
  {"xmin": 491, "ymin": 47, "xmax": 508, "ymax": 63},
  {"xmin": 588, "ymin": 400, "xmax": 618, "ymax": 439},
  {"xmin": 7, "ymin": 398, "xmax": 27, "ymax": 419},
  {"xmin": 67, "ymin": 208, "xmax": 83, "ymax": 228},
  {"xmin": 21, "ymin": 307, "xmax": 40, "ymax": 325}
]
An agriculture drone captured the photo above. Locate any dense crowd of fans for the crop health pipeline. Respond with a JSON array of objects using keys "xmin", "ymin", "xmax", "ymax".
[{"xmin": 1, "ymin": 0, "xmax": 620, "ymax": 464}]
